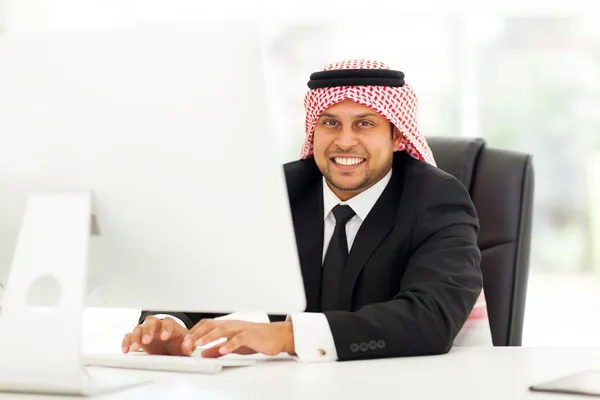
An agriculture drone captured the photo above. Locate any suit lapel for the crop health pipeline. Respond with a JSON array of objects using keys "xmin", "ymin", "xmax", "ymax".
[
  {"xmin": 291, "ymin": 179, "xmax": 324, "ymax": 313},
  {"xmin": 336, "ymin": 156, "xmax": 406, "ymax": 310}
]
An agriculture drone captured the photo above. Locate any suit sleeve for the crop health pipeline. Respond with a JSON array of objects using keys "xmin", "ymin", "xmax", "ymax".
[
  {"xmin": 323, "ymin": 175, "xmax": 483, "ymax": 360},
  {"xmin": 138, "ymin": 311, "xmax": 226, "ymax": 329},
  {"xmin": 138, "ymin": 311, "xmax": 286, "ymax": 328}
]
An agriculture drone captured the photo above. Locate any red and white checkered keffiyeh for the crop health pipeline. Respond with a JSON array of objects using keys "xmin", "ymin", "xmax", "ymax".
[
  {"xmin": 301, "ymin": 59, "xmax": 489, "ymax": 330},
  {"xmin": 301, "ymin": 59, "xmax": 436, "ymax": 167}
]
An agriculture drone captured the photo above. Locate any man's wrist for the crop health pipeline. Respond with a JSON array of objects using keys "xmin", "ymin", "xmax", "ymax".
[{"xmin": 273, "ymin": 321, "xmax": 295, "ymax": 354}]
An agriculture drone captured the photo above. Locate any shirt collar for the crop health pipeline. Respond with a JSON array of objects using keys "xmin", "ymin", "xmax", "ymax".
[{"xmin": 322, "ymin": 169, "xmax": 392, "ymax": 222}]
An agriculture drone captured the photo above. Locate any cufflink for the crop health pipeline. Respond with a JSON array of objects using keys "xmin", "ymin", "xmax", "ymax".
[{"xmin": 317, "ymin": 348, "xmax": 327, "ymax": 357}]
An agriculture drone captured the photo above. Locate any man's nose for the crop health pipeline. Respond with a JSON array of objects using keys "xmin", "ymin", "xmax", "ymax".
[{"xmin": 335, "ymin": 126, "xmax": 358, "ymax": 150}]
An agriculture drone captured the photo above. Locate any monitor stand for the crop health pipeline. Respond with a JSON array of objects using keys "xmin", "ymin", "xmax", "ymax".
[{"xmin": 0, "ymin": 192, "xmax": 151, "ymax": 396}]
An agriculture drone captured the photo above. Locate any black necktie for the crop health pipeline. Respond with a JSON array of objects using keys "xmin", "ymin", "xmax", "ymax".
[{"xmin": 321, "ymin": 204, "xmax": 356, "ymax": 311}]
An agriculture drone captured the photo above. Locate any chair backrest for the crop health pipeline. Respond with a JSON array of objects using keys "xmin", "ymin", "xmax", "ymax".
[{"xmin": 426, "ymin": 137, "xmax": 534, "ymax": 346}]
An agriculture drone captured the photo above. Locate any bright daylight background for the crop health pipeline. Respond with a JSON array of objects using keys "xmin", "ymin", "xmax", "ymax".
[{"xmin": 0, "ymin": 0, "xmax": 598, "ymax": 352}]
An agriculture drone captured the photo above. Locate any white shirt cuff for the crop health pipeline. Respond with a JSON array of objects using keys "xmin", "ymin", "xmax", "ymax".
[{"xmin": 289, "ymin": 313, "xmax": 338, "ymax": 362}]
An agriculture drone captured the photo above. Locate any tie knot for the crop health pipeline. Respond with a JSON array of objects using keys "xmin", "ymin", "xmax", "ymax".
[{"xmin": 332, "ymin": 204, "xmax": 356, "ymax": 225}]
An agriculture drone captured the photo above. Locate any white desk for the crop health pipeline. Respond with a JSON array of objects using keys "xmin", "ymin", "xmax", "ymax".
[{"xmin": 0, "ymin": 347, "xmax": 598, "ymax": 399}]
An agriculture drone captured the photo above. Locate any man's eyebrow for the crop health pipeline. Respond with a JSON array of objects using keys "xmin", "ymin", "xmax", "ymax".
[
  {"xmin": 355, "ymin": 112, "xmax": 380, "ymax": 118},
  {"xmin": 319, "ymin": 112, "xmax": 338, "ymax": 119},
  {"xmin": 318, "ymin": 112, "xmax": 380, "ymax": 119}
]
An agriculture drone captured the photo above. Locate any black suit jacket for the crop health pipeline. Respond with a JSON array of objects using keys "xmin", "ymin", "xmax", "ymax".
[{"xmin": 140, "ymin": 151, "xmax": 482, "ymax": 360}]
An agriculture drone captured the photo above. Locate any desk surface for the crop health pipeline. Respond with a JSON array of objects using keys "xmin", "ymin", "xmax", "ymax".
[{"xmin": 1, "ymin": 347, "xmax": 599, "ymax": 399}]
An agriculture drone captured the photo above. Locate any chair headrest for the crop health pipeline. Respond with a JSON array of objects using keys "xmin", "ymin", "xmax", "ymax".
[{"xmin": 426, "ymin": 137, "xmax": 486, "ymax": 191}]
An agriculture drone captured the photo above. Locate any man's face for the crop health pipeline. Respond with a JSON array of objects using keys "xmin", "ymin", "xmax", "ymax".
[{"xmin": 313, "ymin": 99, "xmax": 401, "ymax": 200}]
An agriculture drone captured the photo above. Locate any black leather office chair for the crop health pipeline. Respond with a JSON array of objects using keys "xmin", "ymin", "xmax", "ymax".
[{"xmin": 426, "ymin": 137, "xmax": 534, "ymax": 346}]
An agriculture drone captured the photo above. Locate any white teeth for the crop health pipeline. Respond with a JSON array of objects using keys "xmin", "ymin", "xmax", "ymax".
[{"xmin": 334, "ymin": 157, "xmax": 364, "ymax": 166}]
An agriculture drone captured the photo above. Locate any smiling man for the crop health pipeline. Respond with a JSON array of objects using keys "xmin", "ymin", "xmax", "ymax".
[{"xmin": 123, "ymin": 59, "xmax": 487, "ymax": 361}]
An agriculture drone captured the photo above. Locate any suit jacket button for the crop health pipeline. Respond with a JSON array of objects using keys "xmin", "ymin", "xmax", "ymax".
[
  {"xmin": 377, "ymin": 339, "xmax": 386, "ymax": 349},
  {"xmin": 368, "ymin": 340, "xmax": 378, "ymax": 350},
  {"xmin": 349, "ymin": 343, "xmax": 359, "ymax": 352},
  {"xmin": 359, "ymin": 342, "xmax": 369, "ymax": 352}
]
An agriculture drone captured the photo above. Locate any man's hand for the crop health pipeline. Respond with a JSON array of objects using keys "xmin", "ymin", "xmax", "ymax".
[
  {"xmin": 183, "ymin": 319, "xmax": 295, "ymax": 358},
  {"xmin": 122, "ymin": 315, "xmax": 195, "ymax": 356}
]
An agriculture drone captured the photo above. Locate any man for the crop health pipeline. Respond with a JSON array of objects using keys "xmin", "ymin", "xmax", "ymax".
[{"xmin": 122, "ymin": 59, "xmax": 487, "ymax": 362}]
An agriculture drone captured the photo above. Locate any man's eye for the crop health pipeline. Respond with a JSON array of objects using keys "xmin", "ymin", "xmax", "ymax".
[
  {"xmin": 357, "ymin": 120, "xmax": 374, "ymax": 127},
  {"xmin": 322, "ymin": 120, "xmax": 339, "ymax": 127}
]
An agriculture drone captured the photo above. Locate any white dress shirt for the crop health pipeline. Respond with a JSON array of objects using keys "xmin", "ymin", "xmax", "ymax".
[{"xmin": 156, "ymin": 169, "xmax": 393, "ymax": 362}]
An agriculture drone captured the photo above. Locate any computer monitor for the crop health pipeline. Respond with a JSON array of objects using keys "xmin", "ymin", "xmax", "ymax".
[{"xmin": 0, "ymin": 23, "xmax": 306, "ymax": 395}]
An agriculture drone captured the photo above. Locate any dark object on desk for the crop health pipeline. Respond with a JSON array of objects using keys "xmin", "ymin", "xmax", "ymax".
[
  {"xmin": 427, "ymin": 137, "xmax": 534, "ymax": 346},
  {"xmin": 529, "ymin": 371, "xmax": 600, "ymax": 397}
]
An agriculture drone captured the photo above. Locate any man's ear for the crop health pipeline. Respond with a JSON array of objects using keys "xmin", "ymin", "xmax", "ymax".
[{"xmin": 391, "ymin": 126, "xmax": 403, "ymax": 151}]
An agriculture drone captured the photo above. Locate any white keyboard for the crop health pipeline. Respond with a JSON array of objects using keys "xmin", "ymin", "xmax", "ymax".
[{"xmin": 85, "ymin": 353, "xmax": 256, "ymax": 374}]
